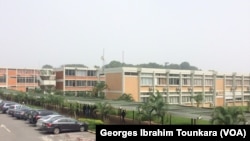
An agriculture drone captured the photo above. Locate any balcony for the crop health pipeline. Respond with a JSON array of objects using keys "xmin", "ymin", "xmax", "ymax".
[{"xmin": 39, "ymin": 80, "xmax": 56, "ymax": 86}]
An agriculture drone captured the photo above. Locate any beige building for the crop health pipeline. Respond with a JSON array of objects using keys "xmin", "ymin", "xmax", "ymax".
[
  {"xmin": 54, "ymin": 66, "xmax": 105, "ymax": 95},
  {"xmin": 104, "ymin": 67, "xmax": 250, "ymax": 107}
]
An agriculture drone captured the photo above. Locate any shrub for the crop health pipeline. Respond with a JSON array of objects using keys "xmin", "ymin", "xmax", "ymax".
[{"xmin": 78, "ymin": 118, "xmax": 104, "ymax": 131}]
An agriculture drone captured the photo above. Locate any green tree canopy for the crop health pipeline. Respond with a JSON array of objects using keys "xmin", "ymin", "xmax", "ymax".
[
  {"xmin": 210, "ymin": 106, "xmax": 246, "ymax": 125},
  {"xmin": 104, "ymin": 60, "xmax": 199, "ymax": 70}
]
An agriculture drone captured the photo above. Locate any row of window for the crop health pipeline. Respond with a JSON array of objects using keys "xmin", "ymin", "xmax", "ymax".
[
  {"xmin": 140, "ymin": 78, "xmax": 214, "ymax": 86},
  {"xmin": 137, "ymin": 72, "xmax": 250, "ymax": 79},
  {"xmin": 226, "ymin": 80, "xmax": 250, "ymax": 85},
  {"xmin": 65, "ymin": 80, "xmax": 97, "ymax": 86},
  {"xmin": 140, "ymin": 96, "xmax": 213, "ymax": 103},
  {"xmin": 17, "ymin": 69, "xmax": 39, "ymax": 74},
  {"xmin": 65, "ymin": 70, "xmax": 97, "ymax": 76},
  {"xmin": 17, "ymin": 77, "xmax": 38, "ymax": 83}
]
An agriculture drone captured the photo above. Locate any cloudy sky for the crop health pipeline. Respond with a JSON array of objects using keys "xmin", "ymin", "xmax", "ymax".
[{"xmin": 0, "ymin": 0, "xmax": 249, "ymax": 73}]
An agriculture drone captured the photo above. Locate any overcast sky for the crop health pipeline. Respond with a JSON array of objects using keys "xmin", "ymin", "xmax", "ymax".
[{"xmin": 0, "ymin": 0, "xmax": 249, "ymax": 73}]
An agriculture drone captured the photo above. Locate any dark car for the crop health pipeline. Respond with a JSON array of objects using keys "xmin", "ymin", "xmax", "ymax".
[
  {"xmin": 29, "ymin": 109, "xmax": 58, "ymax": 124},
  {"xmin": 13, "ymin": 107, "xmax": 31, "ymax": 119},
  {"xmin": 0, "ymin": 101, "xmax": 16, "ymax": 114},
  {"xmin": 41, "ymin": 117, "xmax": 88, "ymax": 134}
]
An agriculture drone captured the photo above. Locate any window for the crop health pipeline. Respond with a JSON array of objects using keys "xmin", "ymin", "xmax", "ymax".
[
  {"xmin": 182, "ymin": 78, "xmax": 191, "ymax": 85},
  {"xmin": 155, "ymin": 73, "xmax": 166, "ymax": 76},
  {"xmin": 157, "ymin": 78, "xmax": 166, "ymax": 85},
  {"xmin": 194, "ymin": 79, "xmax": 202, "ymax": 86},
  {"xmin": 87, "ymin": 81, "xmax": 97, "ymax": 86},
  {"xmin": 76, "ymin": 70, "xmax": 87, "ymax": 76},
  {"xmin": 87, "ymin": 70, "xmax": 96, "ymax": 76},
  {"xmin": 236, "ymin": 80, "xmax": 242, "ymax": 85},
  {"xmin": 141, "ymin": 73, "xmax": 153, "ymax": 77},
  {"xmin": 17, "ymin": 77, "xmax": 25, "ymax": 83},
  {"xmin": 65, "ymin": 69, "xmax": 75, "ymax": 76},
  {"xmin": 182, "ymin": 96, "xmax": 191, "ymax": 103},
  {"xmin": 205, "ymin": 96, "xmax": 213, "ymax": 102},
  {"xmin": 140, "ymin": 78, "xmax": 153, "ymax": 85},
  {"xmin": 0, "ymin": 75, "xmax": 6, "ymax": 83},
  {"xmin": 65, "ymin": 80, "xmax": 75, "ymax": 86},
  {"xmin": 169, "ymin": 78, "xmax": 180, "ymax": 85},
  {"xmin": 125, "ymin": 72, "xmax": 138, "ymax": 75},
  {"xmin": 169, "ymin": 96, "xmax": 179, "ymax": 104},
  {"xmin": 244, "ymin": 80, "xmax": 250, "ymax": 85},
  {"xmin": 226, "ymin": 80, "xmax": 233, "ymax": 85},
  {"xmin": 76, "ymin": 80, "xmax": 86, "ymax": 86},
  {"xmin": 205, "ymin": 79, "xmax": 213, "ymax": 86}
]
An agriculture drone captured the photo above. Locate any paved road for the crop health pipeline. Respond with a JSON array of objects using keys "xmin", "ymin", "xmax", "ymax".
[{"xmin": 0, "ymin": 113, "xmax": 96, "ymax": 141}]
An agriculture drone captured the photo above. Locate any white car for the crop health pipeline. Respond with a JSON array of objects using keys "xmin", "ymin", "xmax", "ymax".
[{"xmin": 36, "ymin": 114, "xmax": 64, "ymax": 130}]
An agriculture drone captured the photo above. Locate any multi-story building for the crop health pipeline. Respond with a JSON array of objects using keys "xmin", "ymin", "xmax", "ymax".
[
  {"xmin": 37, "ymin": 68, "xmax": 56, "ymax": 94},
  {"xmin": 54, "ymin": 65, "xmax": 105, "ymax": 96},
  {"xmin": 104, "ymin": 67, "xmax": 250, "ymax": 107},
  {"xmin": 0, "ymin": 67, "xmax": 40, "ymax": 92}
]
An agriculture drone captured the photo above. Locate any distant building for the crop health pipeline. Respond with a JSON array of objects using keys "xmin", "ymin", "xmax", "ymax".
[
  {"xmin": 37, "ymin": 68, "xmax": 56, "ymax": 94},
  {"xmin": 0, "ymin": 67, "xmax": 40, "ymax": 92},
  {"xmin": 104, "ymin": 67, "xmax": 250, "ymax": 107},
  {"xmin": 0, "ymin": 66, "xmax": 104, "ymax": 95},
  {"xmin": 54, "ymin": 65, "xmax": 105, "ymax": 96}
]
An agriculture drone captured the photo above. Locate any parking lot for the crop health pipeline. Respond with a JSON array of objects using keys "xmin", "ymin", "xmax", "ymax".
[{"xmin": 0, "ymin": 111, "xmax": 96, "ymax": 141}]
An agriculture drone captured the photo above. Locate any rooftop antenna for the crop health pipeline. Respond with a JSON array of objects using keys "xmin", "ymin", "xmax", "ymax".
[
  {"xmin": 101, "ymin": 48, "xmax": 105, "ymax": 71},
  {"xmin": 122, "ymin": 51, "xmax": 124, "ymax": 66}
]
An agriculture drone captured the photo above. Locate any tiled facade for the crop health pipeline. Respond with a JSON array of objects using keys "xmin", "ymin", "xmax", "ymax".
[{"xmin": 104, "ymin": 67, "xmax": 250, "ymax": 107}]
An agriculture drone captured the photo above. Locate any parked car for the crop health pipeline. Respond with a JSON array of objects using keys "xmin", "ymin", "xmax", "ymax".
[
  {"xmin": 29, "ymin": 109, "xmax": 58, "ymax": 124},
  {"xmin": 0, "ymin": 101, "xmax": 16, "ymax": 114},
  {"xmin": 36, "ymin": 114, "xmax": 64, "ymax": 130},
  {"xmin": 14, "ymin": 108, "xmax": 32, "ymax": 119},
  {"xmin": 23, "ymin": 109, "xmax": 41, "ymax": 121},
  {"xmin": 7, "ymin": 104, "xmax": 23, "ymax": 116},
  {"xmin": 41, "ymin": 117, "xmax": 88, "ymax": 134}
]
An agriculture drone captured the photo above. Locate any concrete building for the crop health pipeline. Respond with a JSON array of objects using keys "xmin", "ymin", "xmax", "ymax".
[
  {"xmin": 0, "ymin": 66, "xmax": 103, "ymax": 95},
  {"xmin": 0, "ymin": 67, "xmax": 40, "ymax": 92},
  {"xmin": 104, "ymin": 67, "xmax": 250, "ymax": 107},
  {"xmin": 54, "ymin": 65, "xmax": 105, "ymax": 96},
  {"xmin": 37, "ymin": 68, "xmax": 56, "ymax": 94}
]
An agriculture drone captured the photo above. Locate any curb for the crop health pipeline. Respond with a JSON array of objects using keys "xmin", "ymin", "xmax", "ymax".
[{"xmin": 88, "ymin": 130, "xmax": 96, "ymax": 134}]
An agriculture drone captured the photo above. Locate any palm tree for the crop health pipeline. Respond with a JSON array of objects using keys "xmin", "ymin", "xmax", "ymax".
[
  {"xmin": 117, "ymin": 93, "xmax": 134, "ymax": 102},
  {"xmin": 192, "ymin": 93, "xmax": 203, "ymax": 108},
  {"xmin": 149, "ymin": 91, "xmax": 167, "ymax": 124},
  {"xmin": 210, "ymin": 106, "xmax": 246, "ymax": 125},
  {"xmin": 94, "ymin": 102, "xmax": 113, "ymax": 121},
  {"xmin": 136, "ymin": 90, "xmax": 167, "ymax": 125},
  {"xmin": 92, "ymin": 81, "xmax": 108, "ymax": 98}
]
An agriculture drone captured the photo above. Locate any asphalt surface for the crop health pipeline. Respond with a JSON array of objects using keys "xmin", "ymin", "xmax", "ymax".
[{"xmin": 0, "ymin": 113, "xmax": 96, "ymax": 141}]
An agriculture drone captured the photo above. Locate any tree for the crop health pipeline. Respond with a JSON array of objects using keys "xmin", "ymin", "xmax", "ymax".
[
  {"xmin": 92, "ymin": 81, "xmax": 108, "ymax": 98},
  {"xmin": 42, "ymin": 64, "xmax": 53, "ymax": 69},
  {"xmin": 210, "ymin": 106, "xmax": 246, "ymax": 125},
  {"xmin": 247, "ymin": 101, "xmax": 250, "ymax": 112},
  {"xmin": 117, "ymin": 93, "xmax": 134, "ymax": 102},
  {"xmin": 136, "ymin": 90, "xmax": 167, "ymax": 125},
  {"xmin": 94, "ymin": 102, "xmax": 113, "ymax": 121},
  {"xmin": 192, "ymin": 93, "xmax": 203, "ymax": 108}
]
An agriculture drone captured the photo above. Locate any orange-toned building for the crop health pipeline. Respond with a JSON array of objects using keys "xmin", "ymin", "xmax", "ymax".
[
  {"xmin": 0, "ymin": 67, "xmax": 40, "ymax": 92},
  {"xmin": 104, "ymin": 67, "xmax": 250, "ymax": 107},
  {"xmin": 54, "ymin": 66, "xmax": 105, "ymax": 95}
]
